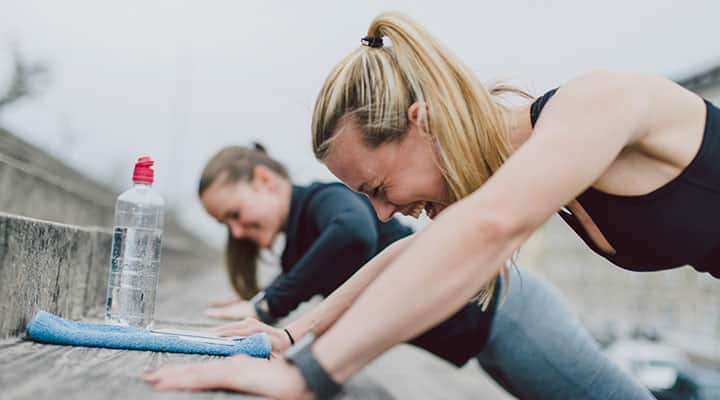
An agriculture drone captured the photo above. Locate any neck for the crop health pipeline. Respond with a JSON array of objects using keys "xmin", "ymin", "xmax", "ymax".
[
  {"xmin": 505, "ymin": 104, "xmax": 534, "ymax": 152},
  {"xmin": 278, "ymin": 179, "xmax": 293, "ymax": 232}
]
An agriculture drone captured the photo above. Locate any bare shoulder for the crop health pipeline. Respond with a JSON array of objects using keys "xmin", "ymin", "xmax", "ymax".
[
  {"xmin": 562, "ymin": 70, "xmax": 685, "ymax": 99},
  {"xmin": 549, "ymin": 70, "xmax": 703, "ymax": 143},
  {"xmin": 555, "ymin": 71, "xmax": 707, "ymax": 190}
]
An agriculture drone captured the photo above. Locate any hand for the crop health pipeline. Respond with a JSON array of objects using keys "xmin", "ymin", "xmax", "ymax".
[
  {"xmin": 209, "ymin": 318, "xmax": 294, "ymax": 353},
  {"xmin": 207, "ymin": 295, "xmax": 242, "ymax": 307},
  {"xmin": 205, "ymin": 300, "xmax": 257, "ymax": 320},
  {"xmin": 143, "ymin": 353, "xmax": 309, "ymax": 399}
]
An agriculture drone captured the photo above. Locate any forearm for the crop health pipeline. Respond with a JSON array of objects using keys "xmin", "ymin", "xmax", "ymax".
[
  {"xmin": 285, "ymin": 234, "xmax": 414, "ymax": 340},
  {"xmin": 266, "ymin": 234, "xmax": 376, "ymax": 319},
  {"xmin": 313, "ymin": 204, "xmax": 529, "ymax": 382}
]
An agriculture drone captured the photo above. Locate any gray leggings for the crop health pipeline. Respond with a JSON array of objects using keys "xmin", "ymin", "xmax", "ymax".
[{"xmin": 476, "ymin": 267, "xmax": 654, "ymax": 400}]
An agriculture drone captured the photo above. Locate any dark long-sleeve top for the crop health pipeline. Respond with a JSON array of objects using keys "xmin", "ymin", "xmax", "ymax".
[{"xmin": 263, "ymin": 182, "xmax": 496, "ymax": 366}]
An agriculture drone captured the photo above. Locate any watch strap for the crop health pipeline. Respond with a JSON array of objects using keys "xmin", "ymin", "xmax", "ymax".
[
  {"xmin": 251, "ymin": 291, "xmax": 277, "ymax": 325},
  {"xmin": 285, "ymin": 334, "xmax": 342, "ymax": 399}
]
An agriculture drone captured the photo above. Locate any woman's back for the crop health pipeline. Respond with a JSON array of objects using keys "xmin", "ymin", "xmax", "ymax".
[{"xmin": 531, "ymin": 87, "xmax": 720, "ymax": 275}]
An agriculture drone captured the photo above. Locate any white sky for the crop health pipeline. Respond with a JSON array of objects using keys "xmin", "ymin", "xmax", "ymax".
[{"xmin": 1, "ymin": 0, "xmax": 719, "ymax": 245}]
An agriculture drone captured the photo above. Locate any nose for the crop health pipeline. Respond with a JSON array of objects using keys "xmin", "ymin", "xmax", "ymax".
[
  {"xmin": 228, "ymin": 221, "xmax": 244, "ymax": 239},
  {"xmin": 369, "ymin": 197, "xmax": 396, "ymax": 222}
]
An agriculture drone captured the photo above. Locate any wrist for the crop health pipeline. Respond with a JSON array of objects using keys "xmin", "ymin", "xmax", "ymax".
[
  {"xmin": 284, "ymin": 328, "xmax": 295, "ymax": 347},
  {"xmin": 284, "ymin": 334, "xmax": 342, "ymax": 399},
  {"xmin": 279, "ymin": 357, "xmax": 312, "ymax": 400},
  {"xmin": 251, "ymin": 291, "xmax": 277, "ymax": 325}
]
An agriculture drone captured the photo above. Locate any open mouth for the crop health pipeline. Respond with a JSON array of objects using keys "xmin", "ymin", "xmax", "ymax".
[{"xmin": 402, "ymin": 201, "xmax": 442, "ymax": 219}]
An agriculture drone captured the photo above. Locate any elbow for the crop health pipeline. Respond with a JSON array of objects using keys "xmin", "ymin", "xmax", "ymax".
[{"xmin": 463, "ymin": 211, "xmax": 531, "ymax": 255}]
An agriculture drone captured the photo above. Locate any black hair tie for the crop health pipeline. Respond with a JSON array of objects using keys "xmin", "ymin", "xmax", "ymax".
[
  {"xmin": 284, "ymin": 328, "xmax": 295, "ymax": 345},
  {"xmin": 361, "ymin": 35, "xmax": 383, "ymax": 48},
  {"xmin": 252, "ymin": 142, "xmax": 267, "ymax": 153}
]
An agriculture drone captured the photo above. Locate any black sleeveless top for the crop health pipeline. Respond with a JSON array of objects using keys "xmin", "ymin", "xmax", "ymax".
[{"xmin": 530, "ymin": 89, "xmax": 720, "ymax": 278}]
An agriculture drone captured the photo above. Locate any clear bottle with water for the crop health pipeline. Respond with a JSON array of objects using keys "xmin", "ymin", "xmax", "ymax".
[{"xmin": 105, "ymin": 156, "xmax": 164, "ymax": 329}]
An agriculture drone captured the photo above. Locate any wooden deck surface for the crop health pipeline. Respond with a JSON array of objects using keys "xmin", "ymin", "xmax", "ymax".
[{"xmin": 1, "ymin": 261, "xmax": 513, "ymax": 400}]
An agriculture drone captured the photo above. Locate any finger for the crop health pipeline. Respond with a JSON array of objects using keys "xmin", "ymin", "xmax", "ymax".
[
  {"xmin": 209, "ymin": 319, "xmax": 263, "ymax": 336},
  {"xmin": 144, "ymin": 361, "xmax": 230, "ymax": 391},
  {"xmin": 142, "ymin": 370, "xmax": 161, "ymax": 383},
  {"xmin": 207, "ymin": 321, "xmax": 238, "ymax": 332},
  {"xmin": 204, "ymin": 308, "xmax": 233, "ymax": 319},
  {"xmin": 207, "ymin": 296, "xmax": 239, "ymax": 307},
  {"xmin": 208, "ymin": 321, "xmax": 246, "ymax": 334}
]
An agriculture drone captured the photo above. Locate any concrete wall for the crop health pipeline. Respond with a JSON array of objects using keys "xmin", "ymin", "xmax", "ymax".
[
  {"xmin": 0, "ymin": 155, "xmax": 113, "ymax": 227},
  {"xmin": 0, "ymin": 128, "xmax": 221, "ymax": 337},
  {"xmin": 0, "ymin": 213, "xmax": 107, "ymax": 338},
  {"xmin": 0, "ymin": 127, "xmax": 216, "ymax": 256}
]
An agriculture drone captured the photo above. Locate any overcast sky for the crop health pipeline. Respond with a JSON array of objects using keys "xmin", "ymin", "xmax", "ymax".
[{"xmin": 1, "ymin": 0, "xmax": 719, "ymax": 245}]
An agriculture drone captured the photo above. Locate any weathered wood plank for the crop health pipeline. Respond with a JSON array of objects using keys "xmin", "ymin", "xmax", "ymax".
[
  {"xmin": 0, "ymin": 339, "xmax": 261, "ymax": 399},
  {"xmin": 81, "ymin": 228, "xmax": 112, "ymax": 319},
  {"xmin": 0, "ymin": 214, "xmax": 93, "ymax": 338},
  {"xmin": 0, "ymin": 338, "xmax": 396, "ymax": 400}
]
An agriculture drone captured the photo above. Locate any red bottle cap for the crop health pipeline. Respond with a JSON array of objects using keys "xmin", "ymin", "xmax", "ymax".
[{"xmin": 132, "ymin": 156, "xmax": 155, "ymax": 184}]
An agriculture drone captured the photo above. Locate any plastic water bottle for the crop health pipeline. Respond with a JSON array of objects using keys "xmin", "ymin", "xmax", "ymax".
[{"xmin": 105, "ymin": 156, "xmax": 164, "ymax": 329}]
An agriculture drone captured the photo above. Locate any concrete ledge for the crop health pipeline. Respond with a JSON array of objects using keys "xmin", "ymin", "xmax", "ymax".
[
  {"xmin": 0, "ymin": 212, "xmax": 222, "ymax": 337},
  {"xmin": 0, "ymin": 155, "xmax": 215, "ymax": 256},
  {"xmin": 0, "ymin": 129, "xmax": 217, "ymax": 256},
  {"xmin": 0, "ymin": 128, "xmax": 117, "ymax": 204},
  {"xmin": 0, "ymin": 213, "xmax": 95, "ymax": 338},
  {"xmin": 82, "ymin": 229, "xmax": 113, "ymax": 319},
  {"xmin": 0, "ymin": 159, "xmax": 113, "ymax": 227}
]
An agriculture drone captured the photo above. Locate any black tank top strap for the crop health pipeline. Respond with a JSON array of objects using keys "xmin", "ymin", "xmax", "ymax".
[{"xmin": 530, "ymin": 88, "xmax": 559, "ymax": 127}]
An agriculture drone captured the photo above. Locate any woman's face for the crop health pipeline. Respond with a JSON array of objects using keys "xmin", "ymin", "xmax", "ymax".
[
  {"xmin": 324, "ymin": 107, "xmax": 450, "ymax": 222},
  {"xmin": 200, "ymin": 169, "xmax": 287, "ymax": 248}
]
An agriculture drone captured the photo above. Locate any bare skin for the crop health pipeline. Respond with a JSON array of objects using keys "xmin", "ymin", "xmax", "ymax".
[
  {"xmin": 143, "ymin": 355, "xmax": 309, "ymax": 399},
  {"xmin": 207, "ymin": 295, "xmax": 243, "ymax": 307},
  {"xmin": 209, "ymin": 234, "xmax": 414, "ymax": 352},
  {"xmin": 205, "ymin": 299, "xmax": 257, "ymax": 320},
  {"xmin": 144, "ymin": 234, "xmax": 414, "ymax": 397},
  {"xmin": 144, "ymin": 71, "xmax": 707, "ymax": 397},
  {"xmin": 201, "ymin": 165, "xmax": 292, "ymax": 249},
  {"xmin": 199, "ymin": 165, "xmax": 292, "ymax": 319}
]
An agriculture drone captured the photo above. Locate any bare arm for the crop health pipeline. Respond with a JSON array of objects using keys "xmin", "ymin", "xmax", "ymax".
[
  {"xmin": 285, "ymin": 233, "xmax": 414, "ymax": 340},
  {"xmin": 210, "ymin": 233, "xmax": 415, "ymax": 351},
  {"xmin": 312, "ymin": 71, "xmax": 652, "ymax": 381}
]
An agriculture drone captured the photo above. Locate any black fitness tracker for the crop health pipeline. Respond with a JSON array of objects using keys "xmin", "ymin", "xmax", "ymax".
[
  {"xmin": 284, "ymin": 333, "xmax": 342, "ymax": 399},
  {"xmin": 250, "ymin": 291, "xmax": 277, "ymax": 325}
]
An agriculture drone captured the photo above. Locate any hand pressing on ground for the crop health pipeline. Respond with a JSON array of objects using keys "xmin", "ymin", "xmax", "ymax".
[
  {"xmin": 207, "ymin": 295, "xmax": 242, "ymax": 307},
  {"xmin": 205, "ymin": 300, "xmax": 257, "ymax": 320},
  {"xmin": 143, "ymin": 353, "xmax": 309, "ymax": 399},
  {"xmin": 210, "ymin": 317, "xmax": 294, "ymax": 353}
]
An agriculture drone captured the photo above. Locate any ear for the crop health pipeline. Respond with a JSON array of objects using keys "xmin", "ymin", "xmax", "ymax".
[
  {"xmin": 252, "ymin": 165, "xmax": 275, "ymax": 190},
  {"xmin": 407, "ymin": 102, "xmax": 430, "ymax": 134}
]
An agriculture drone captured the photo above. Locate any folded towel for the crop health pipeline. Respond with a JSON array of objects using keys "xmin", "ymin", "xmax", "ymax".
[{"xmin": 26, "ymin": 310, "xmax": 271, "ymax": 358}]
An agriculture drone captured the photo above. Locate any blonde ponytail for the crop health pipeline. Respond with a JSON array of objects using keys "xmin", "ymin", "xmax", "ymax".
[{"xmin": 312, "ymin": 12, "xmax": 528, "ymax": 308}]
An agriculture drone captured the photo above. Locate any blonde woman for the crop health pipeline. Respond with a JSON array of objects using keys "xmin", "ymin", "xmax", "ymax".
[
  {"xmin": 185, "ymin": 144, "xmax": 647, "ymax": 399},
  {"xmin": 142, "ymin": 11, "xmax": 720, "ymax": 398}
]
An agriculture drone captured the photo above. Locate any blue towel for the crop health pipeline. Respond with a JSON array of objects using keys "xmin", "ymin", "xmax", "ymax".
[{"xmin": 26, "ymin": 310, "xmax": 271, "ymax": 358}]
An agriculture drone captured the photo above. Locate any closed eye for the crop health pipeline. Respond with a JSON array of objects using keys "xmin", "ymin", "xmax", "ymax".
[
  {"xmin": 372, "ymin": 185, "xmax": 386, "ymax": 199},
  {"xmin": 220, "ymin": 211, "xmax": 240, "ymax": 224}
]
